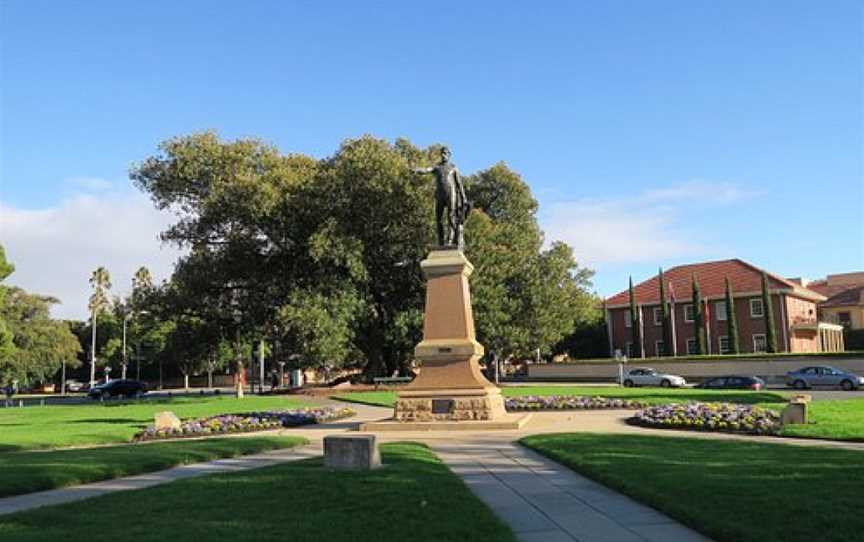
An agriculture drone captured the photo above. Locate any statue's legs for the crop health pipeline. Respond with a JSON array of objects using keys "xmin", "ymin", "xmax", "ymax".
[
  {"xmin": 436, "ymin": 185, "xmax": 458, "ymax": 246},
  {"xmin": 445, "ymin": 187, "xmax": 457, "ymax": 245},
  {"xmin": 435, "ymin": 198, "xmax": 447, "ymax": 246}
]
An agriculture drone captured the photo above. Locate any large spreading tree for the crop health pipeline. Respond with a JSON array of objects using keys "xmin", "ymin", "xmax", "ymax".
[
  {"xmin": 0, "ymin": 246, "xmax": 81, "ymax": 386},
  {"xmin": 132, "ymin": 133, "xmax": 598, "ymax": 377}
]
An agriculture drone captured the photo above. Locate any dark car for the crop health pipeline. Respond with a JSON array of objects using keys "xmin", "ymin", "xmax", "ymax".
[
  {"xmin": 696, "ymin": 375, "xmax": 765, "ymax": 390},
  {"xmin": 88, "ymin": 379, "xmax": 147, "ymax": 400}
]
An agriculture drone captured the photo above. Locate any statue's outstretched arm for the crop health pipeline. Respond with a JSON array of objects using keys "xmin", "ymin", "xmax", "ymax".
[{"xmin": 411, "ymin": 166, "xmax": 435, "ymax": 174}]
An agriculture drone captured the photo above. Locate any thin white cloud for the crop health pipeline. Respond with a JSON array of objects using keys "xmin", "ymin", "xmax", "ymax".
[
  {"xmin": 642, "ymin": 179, "xmax": 757, "ymax": 204},
  {"xmin": 542, "ymin": 179, "xmax": 754, "ymax": 267},
  {"xmin": 65, "ymin": 176, "xmax": 116, "ymax": 192},
  {"xmin": 0, "ymin": 191, "xmax": 184, "ymax": 320}
]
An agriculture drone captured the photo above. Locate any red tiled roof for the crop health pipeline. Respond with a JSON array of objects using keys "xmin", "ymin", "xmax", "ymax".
[
  {"xmin": 807, "ymin": 280, "xmax": 863, "ymax": 299},
  {"xmin": 605, "ymin": 259, "xmax": 825, "ymax": 307},
  {"xmin": 821, "ymin": 286, "xmax": 864, "ymax": 308}
]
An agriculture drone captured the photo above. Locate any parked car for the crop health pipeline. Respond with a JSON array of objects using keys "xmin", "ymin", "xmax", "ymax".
[
  {"xmin": 696, "ymin": 375, "xmax": 765, "ymax": 390},
  {"xmin": 87, "ymin": 379, "xmax": 147, "ymax": 400},
  {"xmin": 65, "ymin": 379, "xmax": 86, "ymax": 392},
  {"xmin": 786, "ymin": 366, "xmax": 864, "ymax": 391},
  {"xmin": 622, "ymin": 368, "xmax": 687, "ymax": 388}
]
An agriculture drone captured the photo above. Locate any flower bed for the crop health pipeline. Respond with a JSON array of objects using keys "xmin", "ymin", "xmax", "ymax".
[
  {"xmin": 630, "ymin": 402, "xmax": 781, "ymax": 435},
  {"xmin": 505, "ymin": 395, "xmax": 646, "ymax": 411},
  {"xmin": 134, "ymin": 406, "xmax": 355, "ymax": 442}
]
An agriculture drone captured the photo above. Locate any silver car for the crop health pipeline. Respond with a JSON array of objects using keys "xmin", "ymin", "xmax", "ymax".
[
  {"xmin": 622, "ymin": 367, "xmax": 687, "ymax": 388},
  {"xmin": 786, "ymin": 366, "xmax": 864, "ymax": 391}
]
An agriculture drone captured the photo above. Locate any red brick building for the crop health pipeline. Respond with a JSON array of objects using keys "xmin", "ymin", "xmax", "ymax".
[{"xmin": 605, "ymin": 259, "xmax": 845, "ymax": 358}]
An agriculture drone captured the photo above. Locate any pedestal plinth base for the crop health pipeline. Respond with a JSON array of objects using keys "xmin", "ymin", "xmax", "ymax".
[
  {"xmin": 359, "ymin": 413, "xmax": 531, "ymax": 432},
  {"xmin": 393, "ymin": 387, "xmax": 506, "ymax": 422}
]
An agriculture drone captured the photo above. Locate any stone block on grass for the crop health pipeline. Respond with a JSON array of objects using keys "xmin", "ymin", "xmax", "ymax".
[
  {"xmin": 781, "ymin": 401, "xmax": 807, "ymax": 425},
  {"xmin": 324, "ymin": 434, "xmax": 381, "ymax": 470},
  {"xmin": 154, "ymin": 411, "xmax": 182, "ymax": 431}
]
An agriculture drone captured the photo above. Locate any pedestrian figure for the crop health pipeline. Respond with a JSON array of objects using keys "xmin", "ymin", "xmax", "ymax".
[
  {"xmin": 3, "ymin": 381, "xmax": 15, "ymax": 408},
  {"xmin": 270, "ymin": 371, "xmax": 279, "ymax": 392}
]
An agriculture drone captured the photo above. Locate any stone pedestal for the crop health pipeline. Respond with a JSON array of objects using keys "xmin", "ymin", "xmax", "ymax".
[
  {"xmin": 362, "ymin": 249, "xmax": 529, "ymax": 431},
  {"xmin": 324, "ymin": 434, "xmax": 381, "ymax": 470},
  {"xmin": 395, "ymin": 250, "xmax": 505, "ymax": 422},
  {"xmin": 781, "ymin": 397, "xmax": 809, "ymax": 425}
]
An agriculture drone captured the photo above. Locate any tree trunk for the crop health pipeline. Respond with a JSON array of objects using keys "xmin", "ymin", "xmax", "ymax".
[
  {"xmin": 235, "ymin": 360, "xmax": 245, "ymax": 398},
  {"xmin": 183, "ymin": 373, "xmax": 190, "ymax": 391}
]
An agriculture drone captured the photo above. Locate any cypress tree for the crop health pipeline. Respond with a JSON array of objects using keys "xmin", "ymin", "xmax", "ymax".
[
  {"xmin": 691, "ymin": 274, "xmax": 706, "ymax": 355},
  {"xmin": 724, "ymin": 276, "xmax": 739, "ymax": 354},
  {"xmin": 629, "ymin": 276, "xmax": 642, "ymax": 358},
  {"xmin": 658, "ymin": 268, "xmax": 670, "ymax": 356},
  {"xmin": 761, "ymin": 271, "xmax": 778, "ymax": 353}
]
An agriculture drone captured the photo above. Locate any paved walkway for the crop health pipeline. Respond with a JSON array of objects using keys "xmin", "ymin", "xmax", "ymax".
[{"xmin": 433, "ymin": 440, "xmax": 710, "ymax": 542}]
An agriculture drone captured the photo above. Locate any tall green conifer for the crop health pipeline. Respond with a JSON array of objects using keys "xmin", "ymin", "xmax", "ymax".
[
  {"xmin": 761, "ymin": 271, "xmax": 778, "ymax": 353},
  {"xmin": 628, "ymin": 277, "xmax": 641, "ymax": 358},
  {"xmin": 724, "ymin": 277, "xmax": 739, "ymax": 354},
  {"xmin": 658, "ymin": 268, "xmax": 669, "ymax": 356},
  {"xmin": 691, "ymin": 274, "xmax": 706, "ymax": 355}
]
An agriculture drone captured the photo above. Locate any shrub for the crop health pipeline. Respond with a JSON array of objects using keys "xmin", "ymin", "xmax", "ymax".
[
  {"xmin": 505, "ymin": 395, "xmax": 645, "ymax": 411},
  {"xmin": 134, "ymin": 407, "xmax": 355, "ymax": 441},
  {"xmin": 630, "ymin": 402, "xmax": 781, "ymax": 435}
]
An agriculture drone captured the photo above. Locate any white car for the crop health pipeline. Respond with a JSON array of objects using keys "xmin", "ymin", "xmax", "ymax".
[{"xmin": 622, "ymin": 367, "xmax": 686, "ymax": 388}]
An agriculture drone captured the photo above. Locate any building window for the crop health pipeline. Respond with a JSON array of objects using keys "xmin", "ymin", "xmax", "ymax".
[
  {"xmin": 750, "ymin": 298, "xmax": 764, "ymax": 318},
  {"xmin": 753, "ymin": 334, "xmax": 767, "ymax": 353},
  {"xmin": 624, "ymin": 310, "xmax": 631, "ymax": 328},
  {"xmin": 718, "ymin": 335, "xmax": 730, "ymax": 354},
  {"xmin": 684, "ymin": 304, "xmax": 695, "ymax": 322},
  {"xmin": 686, "ymin": 338, "xmax": 698, "ymax": 355},
  {"xmin": 715, "ymin": 301, "xmax": 727, "ymax": 321},
  {"xmin": 653, "ymin": 307, "xmax": 663, "ymax": 326},
  {"xmin": 655, "ymin": 341, "xmax": 666, "ymax": 356},
  {"xmin": 626, "ymin": 342, "xmax": 634, "ymax": 357},
  {"xmin": 838, "ymin": 312, "xmax": 852, "ymax": 328}
]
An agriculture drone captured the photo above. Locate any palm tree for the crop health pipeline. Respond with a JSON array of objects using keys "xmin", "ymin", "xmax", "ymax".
[{"xmin": 88, "ymin": 267, "xmax": 112, "ymax": 386}]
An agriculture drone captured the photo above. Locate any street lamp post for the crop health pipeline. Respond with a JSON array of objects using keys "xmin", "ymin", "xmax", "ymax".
[
  {"xmin": 136, "ymin": 341, "xmax": 142, "ymax": 381},
  {"xmin": 90, "ymin": 310, "xmax": 97, "ymax": 387},
  {"xmin": 122, "ymin": 313, "xmax": 131, "ymax": 380}
]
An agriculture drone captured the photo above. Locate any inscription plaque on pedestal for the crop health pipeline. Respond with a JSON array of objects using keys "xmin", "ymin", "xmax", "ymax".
[{"xmin": 431, "ymin": 399, "xmax": 454, "ymax": 414}]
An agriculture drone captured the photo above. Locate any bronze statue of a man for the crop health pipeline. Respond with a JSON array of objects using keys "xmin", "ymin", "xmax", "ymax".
[{"xmin": 412, "ymin": 146, "xmax": 470, "ymax": 248}]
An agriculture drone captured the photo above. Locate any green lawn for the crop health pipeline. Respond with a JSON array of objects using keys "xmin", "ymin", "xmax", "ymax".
[
  {"xmin": 521, "ymin": 433, "xmax": 864, "ymax": 542},
  {"xmin": 334, "ymin": 388, "xmax": 864, "ymax": 441},
  {"xmin": 333, "ymin": 385, "xmax": 789, "ymax": 408},
  {"xmin": 0, "ymin": 436, "xmax": 306, "ymax": 498},
  {"xmin": 779, "ymin": 398, "xmax": 864, "ymax": 441},
  {"xmin": 0, "ymin": 443, "xmax": 516, "ymax": 542},
  {"xmin": 0, "ymin": 395, "xmax": 311, "ymax": 451}
]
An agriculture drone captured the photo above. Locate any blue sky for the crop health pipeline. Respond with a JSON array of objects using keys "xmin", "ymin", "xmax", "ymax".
[{"xmin": 1, "ymin": 1, "xmax": 862, "ymax": 319}]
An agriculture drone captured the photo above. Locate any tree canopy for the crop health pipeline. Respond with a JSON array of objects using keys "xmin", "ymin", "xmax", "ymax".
[
  {"xmin": 0, "ymin": 246, "xmax": 81, "ymax": 385},
  {"xmin": 132, "ymin": 133, "xmax": 599, "ymax": 376}
]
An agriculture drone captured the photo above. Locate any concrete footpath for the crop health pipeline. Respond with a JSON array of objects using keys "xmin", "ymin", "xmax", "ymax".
[{"xmin": 434, "ymin": 440, "xmax": 710, "ymax": 542}]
